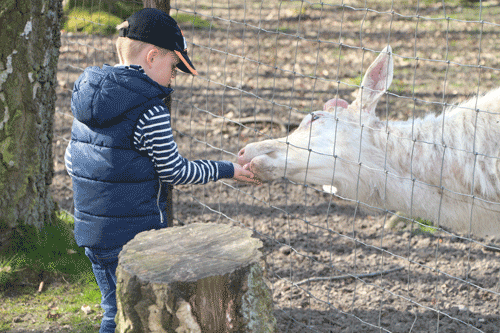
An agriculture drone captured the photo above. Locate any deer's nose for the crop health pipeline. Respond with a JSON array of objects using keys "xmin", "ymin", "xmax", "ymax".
[{"xmin": 237, "ymin": 148, "xmax": 247, "ymax": 165}]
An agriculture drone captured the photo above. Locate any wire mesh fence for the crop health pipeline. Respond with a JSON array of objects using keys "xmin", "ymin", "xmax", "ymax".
[{"xmin": 53, "ymin": 1, "xmax": 500, "ymax": 332}]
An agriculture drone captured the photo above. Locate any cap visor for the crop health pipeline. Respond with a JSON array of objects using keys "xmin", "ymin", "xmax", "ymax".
[{"xmin": 175, "ymin": 50, "xmax": 198, "ymax": 75}]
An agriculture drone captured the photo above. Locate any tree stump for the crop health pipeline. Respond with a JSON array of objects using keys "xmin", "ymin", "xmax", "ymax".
[{"xmin": 115, "ymin": 223, "xmax": 276, "ymax": 333}]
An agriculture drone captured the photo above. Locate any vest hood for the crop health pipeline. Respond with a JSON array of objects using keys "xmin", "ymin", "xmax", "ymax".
[{"xmin": 71, "ymin": 64, "xmax": 173, "ymax": 128}]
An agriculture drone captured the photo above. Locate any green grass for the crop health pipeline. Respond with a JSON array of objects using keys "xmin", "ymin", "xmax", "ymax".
[
  {"xmin": 387, "ymin": 212, "xmax": 437, "ymax": 235},
  {"xmin": 62, "ymin": 0, "xmax": 142, "ymax": 35},
  {"xmin": 63, "ymin": 9, "xmax": 122, "ymax": 35},
  {"xmin": 172, "ymin": 12, "xmax": 213, "ymax": 29},
  {"xmin": 347, "ymin": 74, "xmax": 362, "ymax": 87},
  {"xmin": 1, "ymin": 282, "xmax": 102, "ymax": 332},
  {"xmin": 63, "ymin": 0, "xmax": 142, "ymax": 20},
  {"xmin": 391, "ymin": 78, "xmax": 409, "ymax": 95},
  {"xmin": 418, "ymin": 0, "xmax": 500, "ymax": 22},
  {"xmin": 414, "ymin": 218, "xmax": 437, "ymax": 235},
  {"xmin": 0, "ymin": 211, "xmax": 91, "ymax": 280},
  {"xmin": 62, "ymin": 1, "xmax": 214, "ymax": 35},
  {"xmin": 0, "ymin": 212, "xmax": 102, "ymax": 332}
]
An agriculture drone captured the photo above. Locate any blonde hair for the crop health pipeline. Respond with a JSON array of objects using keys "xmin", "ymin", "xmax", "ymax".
[{"xmin": 115, "ymin": 21, "xmax": 172, "ymax": 64}]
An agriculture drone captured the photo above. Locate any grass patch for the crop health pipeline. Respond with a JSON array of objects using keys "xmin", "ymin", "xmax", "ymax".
[
  {"xmin": 63, "ymin": 10, "xmax": 214, "ymax": 35},
  {"xmin": 414, "ymin": 218, "xmax": 437, "ymax": 235},
  {"xmin": 0, "ymin": 212, "xmax": 102, "ymax": 332},
  {"xmin": 63, "ymin": 9, "xmax": 122, "ymax": 35},
  {"xmin": 62, "ymin": 0, "xmax": 214, "ymax": 35},
  {"xmin": 1, "ymin": 282, "xmax": 102, "ymax": 332},
  {"xmin": 391, "ymin": 78, "xmax": 409, "ymax": 95},
  {"xmin": 387, "ymin": 212, "xmax": 437, "ymax": 235},
  {"xmin": 63, "ymin": 0, "xmax": 142, "ymax": 20},
  {"xmin": 62, "ymin": 0, "xmax": 141, "ymax": 35},
  {"xmin": 347, "ymin": 74, "xmax": 362, "ymax": 88},
  {"xmin": 1, "ymin": 211, "xmax": 91, "ymax": 281},
  {"xmin": 172, "ymin": 13, "xmax": 213, "ymax": 29}
]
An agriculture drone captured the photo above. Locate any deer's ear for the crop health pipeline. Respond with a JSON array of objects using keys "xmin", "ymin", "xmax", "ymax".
[{"xmin": 353, "ymin": 46, "xmax": 393, "ymax": 115}]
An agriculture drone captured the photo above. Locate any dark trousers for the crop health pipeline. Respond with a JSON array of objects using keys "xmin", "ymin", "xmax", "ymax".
[{"xmin": 84, "ymin": 246, "xmax": 122, "ymax": 333}]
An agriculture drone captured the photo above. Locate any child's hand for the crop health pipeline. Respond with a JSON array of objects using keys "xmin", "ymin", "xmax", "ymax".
[{"xmin": 232, "ymin": 163, "xmax": 261, "ymax": 185}]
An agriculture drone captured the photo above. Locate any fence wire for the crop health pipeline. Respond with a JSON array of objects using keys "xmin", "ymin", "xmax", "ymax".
[{"xmin": 54, "ymin": 1, "xmax": 500, "ymax": 332}]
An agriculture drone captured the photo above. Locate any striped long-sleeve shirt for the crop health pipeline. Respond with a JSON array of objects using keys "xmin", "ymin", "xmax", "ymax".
[{"xmin": 133, "ymin": 104, "xmax": 234, "ymax": 185}]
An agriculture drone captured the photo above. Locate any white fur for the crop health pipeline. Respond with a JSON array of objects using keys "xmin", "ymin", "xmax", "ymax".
[{"xmin": 238, "ymin": 46, "xmax": 500, "ymax": 237}]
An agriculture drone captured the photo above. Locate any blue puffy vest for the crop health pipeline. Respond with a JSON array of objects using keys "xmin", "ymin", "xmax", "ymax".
[{"xmin": 65, "ymin": 65, "xmax": 173, "ymax": 249}]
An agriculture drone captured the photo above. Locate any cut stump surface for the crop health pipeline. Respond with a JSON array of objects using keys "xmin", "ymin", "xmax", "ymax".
[{"xmin": 116, "ymin": 222, "xmax": 276, "ymax": 333}]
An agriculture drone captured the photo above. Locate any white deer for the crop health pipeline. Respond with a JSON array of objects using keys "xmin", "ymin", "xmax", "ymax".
[{"xmin": 238, "ymin": 46, "xmax": 500, "ymax": 238}]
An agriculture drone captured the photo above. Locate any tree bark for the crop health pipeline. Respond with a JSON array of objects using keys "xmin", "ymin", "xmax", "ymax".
[
  {"xmin": 116, "ymin": 223, "xmax": 277, "ymax": 332},
  {"xmin": 142, "ymin": 0, "xmax": 171, "ymax": 13},
  {"xmin": 142, "ymin": 0, "xmax": 174, "ymax": 227},
  {"xmin": 0, "ymin": 0, "xmax": 61, "ymax": 250}
]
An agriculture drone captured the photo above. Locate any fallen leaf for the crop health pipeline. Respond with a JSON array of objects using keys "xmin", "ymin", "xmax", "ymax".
[
  {"xmin": 67, "ymin": 249, "xmax": 77, "ymax": 255},
  {"xmin": 38, "ymin": 281, "xmax": 44, "ymax": 293},
  {"xmin": 47, "ymin": 312, "xmax": 61, "ymax": 320},
  {"xmin": 0, "ymin": 266, "xmax": 12, "ymax": 273},
  {"xmin": 81, "ymin": 305, "xmax": 94, "ymax": 315}
]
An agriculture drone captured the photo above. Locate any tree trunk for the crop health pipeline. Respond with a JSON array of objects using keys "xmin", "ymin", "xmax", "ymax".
[
  {"xmin": 142, "ymin": 0, "xmax": 174, "ymax": 227},
  {"xmin": 115, "ymin": 223, "xmax": 277, "ymax": 332},
  {"xmin": 0, "ymin": 0, "xmax": 61, "ymax": 250},
  {"xmin": 142, "ymin": 0, "xmax": 171, "ymax": 13}
]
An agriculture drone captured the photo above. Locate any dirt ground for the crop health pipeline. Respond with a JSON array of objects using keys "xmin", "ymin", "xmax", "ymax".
[{"xmin": 50, "ymin": 1, "xmax": 500, "ymax": 332}]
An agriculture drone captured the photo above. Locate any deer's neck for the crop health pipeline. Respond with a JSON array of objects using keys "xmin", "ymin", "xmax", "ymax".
[
  {"xmin": 350, "ymin": 111, "xmax": 456, "ymax": 215},
  {"xmin": 376, "ymin": 113, "xmax": 448, "ymax": 179}
]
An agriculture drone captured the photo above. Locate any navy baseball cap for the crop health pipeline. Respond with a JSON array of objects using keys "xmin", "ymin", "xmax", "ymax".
[{"xmin": 119, "ymin": 8, "xmax": 198, "ymax": 75}]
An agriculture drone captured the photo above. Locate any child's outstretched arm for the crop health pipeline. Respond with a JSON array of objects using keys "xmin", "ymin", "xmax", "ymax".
[{"xmin": 134, "ymin": 105, "xmax": 260, "ymax": 185}]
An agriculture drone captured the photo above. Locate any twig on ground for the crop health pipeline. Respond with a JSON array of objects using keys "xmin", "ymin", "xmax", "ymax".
[
  {"xmin": 294, "ymin": 266, "xmax": 404, "ymax": 286},
  {"xmin": 484, "ymin": 243, "xmax": 500, "ymax": 253},
  {"xmin": 38, "ymin": 281, "xmax": 44, "ymax": 293},
  {"xmin": 214, "ymin": 116, "xmax": 299, "ymax": 132}
]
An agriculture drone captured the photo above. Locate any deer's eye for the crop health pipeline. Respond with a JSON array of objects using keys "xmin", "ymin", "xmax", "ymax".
[{"xmin": 311, "ymin": 113, "xmax": 320, "ymax": 122}]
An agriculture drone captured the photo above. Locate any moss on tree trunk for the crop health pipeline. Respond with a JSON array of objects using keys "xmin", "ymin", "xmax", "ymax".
[{"xmin": 0, "ymin": 0, "xmax": 62, "ymax": 251}]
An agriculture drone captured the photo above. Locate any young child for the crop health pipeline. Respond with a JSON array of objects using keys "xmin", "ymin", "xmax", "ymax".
[{"xmin": 65, "ymin": 8, "xmax": 258, "ymax": 333}]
